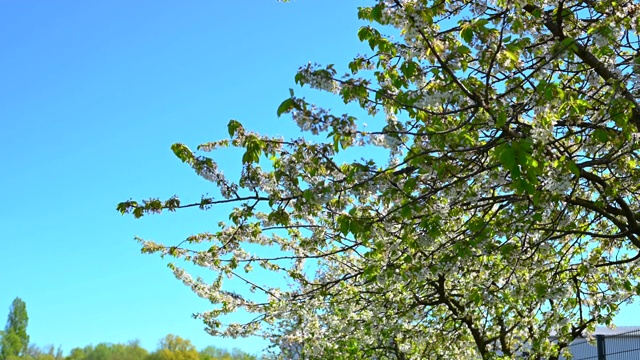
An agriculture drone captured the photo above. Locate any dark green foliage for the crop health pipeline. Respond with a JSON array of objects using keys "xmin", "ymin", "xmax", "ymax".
[{"xmin": 0, "ymin": 298, "xmax": 29, "ymax": 360}]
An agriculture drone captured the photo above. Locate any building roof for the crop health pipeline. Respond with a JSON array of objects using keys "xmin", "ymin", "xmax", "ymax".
[{"xmin": 587, "ymin": 326, "xmax": 640, "ymax": 336}]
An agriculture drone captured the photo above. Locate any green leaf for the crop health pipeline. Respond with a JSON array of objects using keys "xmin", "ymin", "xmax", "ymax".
[
  {"xmin": 357, "ymin": 6, "xmax": 372, "ymax": 21},
  {"xmin": 567, "ymin": 160, "xmax": 581, "ymax": 176},
  {"xmin": 242, "ymin": 150, "xmax": 259, "ymax": 164},
  {"xmin": 171, "ymin": 143, "xmax": 193, "ymax": 164},
  {"xmin": 303, "ymin": 189, "xmax": 313, "ymax": 201},
  {"xmin": 497, "ymin": 112, "xmax": 507, "ymax": 127},
  {"xmin": 475, "ymin": 19, "xmax": 489, "ymax": 27},
  {"xmin": 534, "ymin": 283, "xmax": 547, "ymax": 297},
  {"xmin": 400, "ymin": 203, "xmax": 413, "ymax": 218},
  {"xmin": 544, "ymin": 86, "xmax": 555, "ymax": 101},
  {"xmin": 499, "ymin": 146, "xmax": 517, "ymax": 170},
  {"xmin": 339, "ymin": 215, "xmax": 350, "ymax": 236},
  {"xmin": 227, "ymin": 120, "xmax": 242, "ymax": 137},
  {"xmin": 277, "ymin": 98, "xmax": 295, "ymax": 117},
  {"xmin": 468, "ymin": 218, "xmax": 485, "ymax": 232},
  {"xmin": 593, "ymin": 128, "xmax": 609, "ymax": 142},
  {"xmin": 403, "ymin": 177, "xmax": 417, "ymax": 192},
  {"xmin": 460, "ymin": 27, "xmax": 473, "ymax": 43},
  {"xmin": 358, "ymin": 27, "xmax": 372, "ymax": 42},
  {"xmin": 504, "ymin": 50, "xmax": 519, "ymax": 63},
  {"xmin": 522, "ymin": 180, "xmax": 536, "ymax": 195},
  {"xmin": 371, "ymin": 5, "xmax": 383, "ymax": 22},
  {"xmin": 363, "ymin": 265, "xmax": 379, "ymax": 282},
  {"xmin": 469, "ymin": 290, "xmax": 482, "ymax": 305},
  {"xmin": 457, "ymin": 45, "xmax": 471, "ymax": 55}
]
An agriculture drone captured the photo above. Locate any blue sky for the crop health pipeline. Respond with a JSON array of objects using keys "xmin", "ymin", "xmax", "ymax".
[
  {"xmin": 0, "ymin": 0, "xmax": 369, "ymax": 355},
  {"xmin": 1, "ymin": 0, "xmax": 639, "ymax": 357}
]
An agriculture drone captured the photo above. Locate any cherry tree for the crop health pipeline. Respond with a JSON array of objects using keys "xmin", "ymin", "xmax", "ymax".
[{"xmin": 119, "ymin": 0, "xmax": 640, "ymax": 358}]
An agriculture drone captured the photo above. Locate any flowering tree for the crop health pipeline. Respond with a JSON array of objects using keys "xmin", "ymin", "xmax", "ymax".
[{"xmin": 119, "ymin": 0, "xmax": 640, "ymax": 358}]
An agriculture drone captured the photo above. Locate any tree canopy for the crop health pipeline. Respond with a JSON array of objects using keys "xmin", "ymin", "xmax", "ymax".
[
  {"xmin": 6, "ymin": 335, "xmax": 253, "ymax": 360},
  {"xmin": 1, "ymin": 297, "xmax": 29, "ymax": 360},
  {"xmin": 0, "ymin": 299, "xmax": 253, "ymax": 360},
  {"xmin": 62, "ymin": 337, "xmax": 254, "ymax": 360},
  {"xmin": 119, "ymin": 0, "xmax": 640, "ymax": 358},
  {"xmin": 147, "ymin": 335, "xmax": 199, "ymax": 360}
]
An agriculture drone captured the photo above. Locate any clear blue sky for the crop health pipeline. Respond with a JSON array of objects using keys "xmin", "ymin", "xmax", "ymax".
[
  {"xmin": 0, "ymin": 0, "xmax": 638, "ymax": 357},
  {"xmin": 0, "ymin": 0, "xmax": 369, "ymax": 355}
]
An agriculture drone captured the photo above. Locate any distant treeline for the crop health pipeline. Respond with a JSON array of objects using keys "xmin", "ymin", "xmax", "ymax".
[
  {"xmin": 15, "ymin": 334, "xmax": 257, "ymax": 360},
  {"xmin": 0, "ymin": 297, "xmax": 258, "ymax": 360}
]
